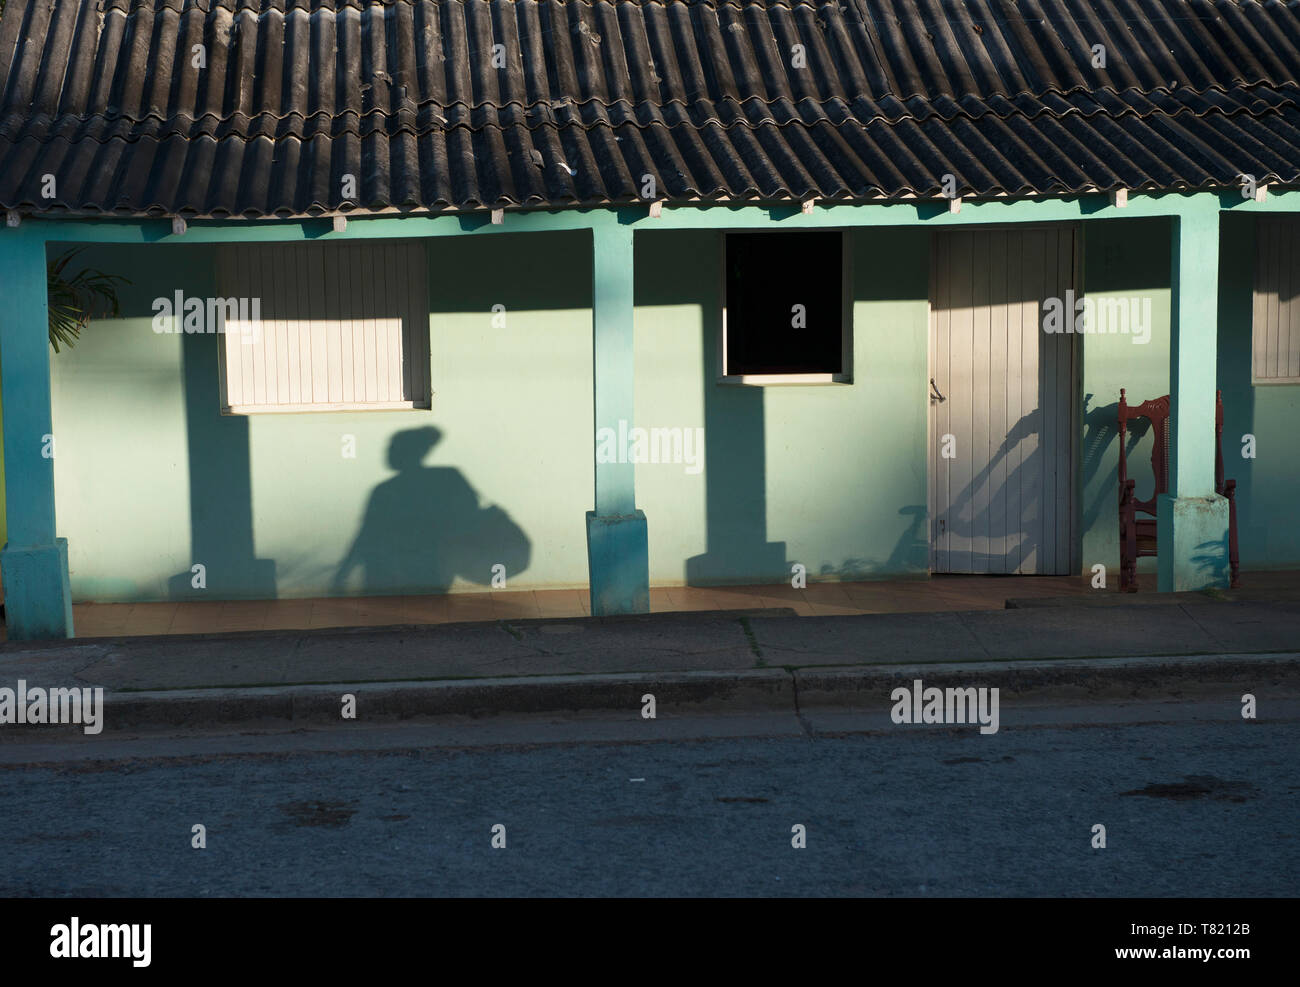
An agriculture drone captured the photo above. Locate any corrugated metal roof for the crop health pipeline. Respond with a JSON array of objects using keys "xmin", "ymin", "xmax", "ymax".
[{"xmin": 1, "ymin": 0, "xmax": 1298, "ymax": 218}]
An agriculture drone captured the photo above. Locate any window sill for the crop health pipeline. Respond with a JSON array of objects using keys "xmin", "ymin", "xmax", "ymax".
[
  {"xmin": 717, "ymin": 373, "xmax": 852, "ymax": 386},
  {"xmin": 222, "ymin": 401, "xmax": 430, "ymax": 415}
]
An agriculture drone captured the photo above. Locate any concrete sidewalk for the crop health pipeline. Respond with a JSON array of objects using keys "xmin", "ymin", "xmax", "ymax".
[{"xmin": 1, "ymin": 597, "xmax": 1298, "ymax": 732}]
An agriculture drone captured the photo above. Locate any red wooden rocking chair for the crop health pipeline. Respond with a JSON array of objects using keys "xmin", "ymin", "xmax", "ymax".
[{"xmin": 1117, "ymin": 389, "xmax": 1240, "ymax": 592}]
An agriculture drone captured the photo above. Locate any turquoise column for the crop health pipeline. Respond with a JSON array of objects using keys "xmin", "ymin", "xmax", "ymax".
[
  {"xmin": 1158, "ymin": 203, "xmax": 1229, "ymax": 592},
  {"xmin": 586, "ymin": 217, "xmax": 649, "ymax": 615},
  {"xmin": 0, "ymin": 230, "xmax": 74, "ymax": 638}
]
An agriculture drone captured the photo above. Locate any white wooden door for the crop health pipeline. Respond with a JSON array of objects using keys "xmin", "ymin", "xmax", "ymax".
[{"xmin": 929, "ymin": 227, "xmax": 1077, "ymax": 575}]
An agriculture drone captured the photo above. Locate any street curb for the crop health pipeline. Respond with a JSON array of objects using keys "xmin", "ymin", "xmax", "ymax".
[
  {"xmin": 792, "ymin": 652, "xmax": 1300, "ymax": 709},
  {"xmin": 99, "ymin": 668, "xmax": 796, "ymax": 732},
  {"xmin": 4, "ymin": 651, "xmax": 1296, "ymax": 736}
]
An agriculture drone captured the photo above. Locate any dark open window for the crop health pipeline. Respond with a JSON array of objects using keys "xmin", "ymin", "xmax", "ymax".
[{"xmin": 723, "ymin": 232, "xmax": 846, "ymax": 377}]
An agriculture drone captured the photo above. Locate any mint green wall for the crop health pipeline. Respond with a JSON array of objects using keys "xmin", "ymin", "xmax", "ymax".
[
  {"xmin": 1218, "ymin": 213, "xmax": 1300, "ymax": 569},
  {"xmin": 41, "ymin": 218, "xmax": 1299, "ymax": 603},
  {"xmin": 50, "ymin": 235, "xmax": 594, "ymax": 602},
  {"xmin": 50, "ymin": 245, "xmax": 201, "ymax": 600},
  {"xmin": 50, "ymin": 228, "xmax": 931, "ymax": 602},
  {"xmin": 245, "ymin": 229, "xmax": 594, "ymax": 598},
  {"xmin": 634, "ymin": 228, "xmax": 931, "ymax": 586},
  {"xmin": 1079, "ymin": 214, "xmax": 1300, "ymax": 578},
  {"xmin": 1079, "ymin": 217, "xmax": 1173, "ymax": 577}
]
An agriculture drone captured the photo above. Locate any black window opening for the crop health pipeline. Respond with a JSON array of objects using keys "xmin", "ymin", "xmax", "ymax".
[{"xmin": 724, "ymin": 232, "xmax": 846, "ymax": 377}]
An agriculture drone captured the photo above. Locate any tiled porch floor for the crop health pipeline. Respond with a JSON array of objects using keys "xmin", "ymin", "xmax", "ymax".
[{"xmin": 50, "ymin": 575, "xmax": 1102, "ymax": 639}]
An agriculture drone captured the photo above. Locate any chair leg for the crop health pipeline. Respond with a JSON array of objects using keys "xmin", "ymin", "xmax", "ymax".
[
  {"xmin": 1119, "ymin": 481, "xmax": 1139, "ymax": 593},
  {"xmin": 1226, "ymin": 480, "xmax": 1240, "ymax": 589},
  {"xmin": 1117, "ymin": 519, "xmax": 1128, "ymax": 592}
]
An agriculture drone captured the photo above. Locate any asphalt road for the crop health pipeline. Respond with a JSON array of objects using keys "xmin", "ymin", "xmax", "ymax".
[{"xmin": 0, "ymin": 702, "xmax": 1296, "ymax": 897}]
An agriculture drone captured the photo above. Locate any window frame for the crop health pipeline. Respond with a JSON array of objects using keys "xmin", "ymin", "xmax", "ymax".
[
  {"xmin": 718, "ymin": 229, "xmax": 853, "ymax": 385},
  {"xmin": 1252, "ymin": 215, "xmax": 1300, "ymax": 386},
  {"xmin": 215, "ymin": 240, "xmax": 433, "ymax": 415}
]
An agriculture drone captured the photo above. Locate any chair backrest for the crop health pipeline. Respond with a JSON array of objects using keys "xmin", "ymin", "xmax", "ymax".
[
  {"xmin": 1118, "ymin": 389, "xmax": 1170, "ymax": 511},
  {"xmin": 1120, "ymin": 389, "xmax": 1231, "ymax": 503}
]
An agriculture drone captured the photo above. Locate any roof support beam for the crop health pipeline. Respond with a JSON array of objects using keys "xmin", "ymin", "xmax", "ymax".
[
  {"xmin": 587, "ymin": 217, "xmax": 648, "ymax": 617},
  {"xmin": 0, "ymin": 230, "xmax": 74, "ymax": 639},
  {"xmin": 1159, "ymin": 201, "xmax": 1228, "ymax": 592},
  {"xmin": 1166, "ymin": 201, "xmax": 1221, "ymax": 502}
]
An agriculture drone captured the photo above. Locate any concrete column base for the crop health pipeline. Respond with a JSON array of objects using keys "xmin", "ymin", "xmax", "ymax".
[
  {"xmin": 586, "ymin": 510, "xmax": 649, "ymax": 616},
  {"xmin": 1156, "ymin": 494, "xmax": 1230, "ymax": 592},
  {"xmin": 2, "ymin": 538, "xmax": 74, "ymax": 640}
]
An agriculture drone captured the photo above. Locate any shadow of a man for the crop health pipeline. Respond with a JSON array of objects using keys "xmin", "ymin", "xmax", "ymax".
[{"xmin": 331, "ymin": 426, "xmax": 529, "ymax": 595}]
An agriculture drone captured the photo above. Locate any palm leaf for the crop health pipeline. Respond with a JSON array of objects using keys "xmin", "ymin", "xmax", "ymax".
[{"xmin": 46, "ymin": 248, "xmax": 131, "ymax": 353}]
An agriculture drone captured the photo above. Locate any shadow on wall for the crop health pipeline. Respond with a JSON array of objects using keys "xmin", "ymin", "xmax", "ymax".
[
  {"xmin": 332, "ymin": 426, "xmax": 530, "ymax": 594},
  {"xmin": 685, "ymin": 295, "xmax": 789, "ymax": 583},
  {"xmin": 110, "ymin": 245, "xmax": 279, "ymax": 602},
  {"xmin": 1217, "ymin": 213, "xmax": 1262, "ymax": 566},
  {"xmin": 1191, "ymin": 537, "xmax": 1231, "ymax": 585},
  {"xmin": 168, "ymin": 331, "xmax": 278, "ymax": 601},
  {"xmin": 1082, "ymin": 393, "xmax": 1237, "ymax": 584},
  {"xmin": 629, "ymin": 230, "xmax": 789, "ymax": 585},
  {"xmin": 1081, "ymin": 391, "xmax": 1161, "ymax": 572},
  {"xmin": 937, "ymin": 411, "xmax": 1056, "ymax": 572},
  {"xmin": 1081, "ymin": 392, "xmax": 1125, "ymax": 542},
  {"xmin": 634, "ymin": 227, "xmax": 935, "ymax": 586},
  {"xmin": 51, "ymin": 241, "xmax": 539, "ymax": 603},
  {"xmin": 1077, "ymin": 217, "xmax": 1174, "ymax": 579},
  {"xmin": 817, "ymin": 505, "xmax": 928, "ymax": 578}
]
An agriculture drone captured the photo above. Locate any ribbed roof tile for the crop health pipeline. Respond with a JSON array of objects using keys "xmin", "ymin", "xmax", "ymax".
[{"xmin": 0, "ymin": 0, "xmax": 1297, "ymax": 216}]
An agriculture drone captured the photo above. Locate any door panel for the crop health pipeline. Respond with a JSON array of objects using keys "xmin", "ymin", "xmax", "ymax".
[{"xmin": 929, "ymin": 227, "xmax": 1076, "ymax": 575}]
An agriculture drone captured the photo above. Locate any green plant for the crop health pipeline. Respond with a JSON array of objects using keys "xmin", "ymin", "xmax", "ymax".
[{"xmin": 46, "ymin": 248, "xmax": 130, "ymax": 353}]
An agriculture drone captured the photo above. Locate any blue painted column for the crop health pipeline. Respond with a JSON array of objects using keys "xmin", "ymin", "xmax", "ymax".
[
  {"xmin": 0, "ymin": 230, "xmax": 73, "ymax": 638},
  {"xmin": 1158, "ymin": 203, "xmax": 1229, "ymax": 592},
  {"xmin": 586, "ymin": 218, "xmax": 649, "ymax": 615}
]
